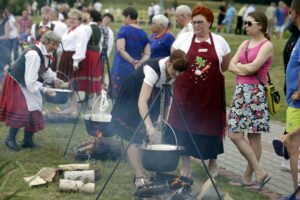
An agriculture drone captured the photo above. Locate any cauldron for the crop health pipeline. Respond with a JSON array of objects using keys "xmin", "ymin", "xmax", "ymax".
[
  {"xmin": 83, "ymin": 113, "xmax": 112, "ymax": 137},
  {"xmin": 140, "ymin": 121, "xmax": 184, "ymax": 172},
  {"xmin": 44, "ymin": 88, "xmax": 72, "ymax": 104},
  {"xmin": 83, "ymin": 92, "xmax": 113, "ymax": 137},
  {"xmin": 44, "ymin": 71, "xmax": 72, "ymax": 104}
]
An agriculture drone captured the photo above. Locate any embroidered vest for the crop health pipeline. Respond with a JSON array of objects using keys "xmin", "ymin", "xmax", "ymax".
[
  {"xmin": 8, "ymin": 45, "xmax": 45, "ymax": 87},
  {"xmin": 87, "ymin": 24, "xmax": 101, "ymax": 52},
  {"xmin": 35, "ymin": 23, "xmax": 55, "ymax": 41}
]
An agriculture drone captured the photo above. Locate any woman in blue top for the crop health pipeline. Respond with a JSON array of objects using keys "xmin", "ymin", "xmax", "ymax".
[
  {"xmin": 149, "ymin": 14, "xmax": 175, "ymax": 59},
  {"xmin": 111, "ymin": 7, "xmax": 150, "ymax": 98}
]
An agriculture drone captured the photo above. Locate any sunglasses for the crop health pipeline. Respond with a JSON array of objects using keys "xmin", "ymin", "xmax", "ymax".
[
  {"xmin": 191, "ymin": 20, "xmax": 204, "ymax": 26},
  {"xmin": 244, "ymin": 21, "xmax": 259, "ymax": 27}
]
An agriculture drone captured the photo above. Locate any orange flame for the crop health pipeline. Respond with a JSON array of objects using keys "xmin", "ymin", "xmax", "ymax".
[
  {"xmin": 96, "ymin": 130, "xmax": 103, "ymax": 137},
  {"xmin": 170, "ymin": 176, "xmax": 181, "ymax": 186}
]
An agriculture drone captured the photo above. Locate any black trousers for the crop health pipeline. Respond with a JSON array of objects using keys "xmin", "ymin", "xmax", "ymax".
[{"xmin": 235, "ymin": 16, "xmax": 243, "ymax": 35}]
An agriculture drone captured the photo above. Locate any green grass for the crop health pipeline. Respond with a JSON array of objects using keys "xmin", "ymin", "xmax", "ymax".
[{"xmin": 0, "ymin": 122, "xmax": 271, "ymax": 200}]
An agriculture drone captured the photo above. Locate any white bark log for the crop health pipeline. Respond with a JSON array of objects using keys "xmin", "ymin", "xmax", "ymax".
[
  {"xmin": 57, "ymin": 164, "xmax": 90, "ymax": 171},
  {"xmin": 64, "ymin": 170, "xmax": 95, "ymax": 182},
  {"xmin": 59, "ymin": 179, "xmax": 94, "ymax": 193},
  {"xmin": 24, "ymin": 175, "xmax": 47, "ymax": 187}
]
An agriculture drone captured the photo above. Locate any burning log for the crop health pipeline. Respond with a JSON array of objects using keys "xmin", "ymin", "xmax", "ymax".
[
  {"xmin": 57, "ymin": 164, "xmax": 90, "ymax": 171},
  {"xmin": 64, "ymin": 170, "xmax": 95, "ymax": 183},
  {"xmin": 74, "ymin": 137, "xmax": 122, "ymax": 161},
  {"xmin": 59, "ymin": 179, "xmax": 94, "ymax": 193},
  {"xmin": 134, "ymin": 173, "xmax": 194, "ymax": 199}
]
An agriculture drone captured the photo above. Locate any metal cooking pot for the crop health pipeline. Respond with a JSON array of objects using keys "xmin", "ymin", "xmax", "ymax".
[
  {"xmin": 83, "ymin": 94, "xmax": 113, "ymax": 137},
  {"xmin": 44, "ymin": 72, "xmax": 72, "ymax": 104},
  {"xmin": 44, "ymin": 88, "xmax": 72, "ymax": 104},
  {"xmin": 140, "ymin": 120, "xmax": 184, "ymax": 172}
]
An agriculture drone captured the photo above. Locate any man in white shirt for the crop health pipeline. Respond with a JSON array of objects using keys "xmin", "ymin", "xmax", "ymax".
[
  {"xmin": 94, "ymin": 2, "xmax": 102, "ymax": 13},
  {"xmin": 175, "ymin": 5, "xmax": 193, "ymax": 38},
  {"xmin": 148, "ymin": 3, "xmax": 154, "ymax": 25},
  {"xmin": 50, "ymin": 10, "xmax": 67, "ymax": 38},
  {"xmin": 50, "ymin": 10, "xmax": 67, "ymax": 71},
  {"xmin": 5, "ymin": 8, "xmax": 19, "ymax": 61},
  {"xmin": 153, "ymin": 4, "xmax": 160, "ymax": 16}
]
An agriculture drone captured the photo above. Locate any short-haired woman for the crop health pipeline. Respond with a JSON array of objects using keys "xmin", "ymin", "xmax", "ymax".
[
  {"xmin": 0, "ymin": 31, "xmax": 64, "ymax": 151},
  {"xmin": 149, "ymin": 14, "xmax": 175, "ymax": 59},
  {"xmin": 111, "ymin": 7, "xmax": 150, "ymax": 99},
  {"xmin": 57, "ymin": 9, "xmax": 87, "ymax": 114},
  {"xmin": 166, "ymin": 5, "xmax": 231, "ymax": 179}
]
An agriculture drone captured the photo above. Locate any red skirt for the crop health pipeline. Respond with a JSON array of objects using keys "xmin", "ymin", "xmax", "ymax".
[
  {"xmin": 0, "ymin": 75, "xmax": 45, "ymax": 132},
  {"xmin": 58, "ymin": 51, "xmax": 79, "ymax": 82},
  {"xmin": 77, "ymin": 49, "xmax": 102, "ymax": 93}
]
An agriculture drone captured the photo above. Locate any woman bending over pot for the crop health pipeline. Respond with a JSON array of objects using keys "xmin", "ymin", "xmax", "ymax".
[{"xmin": 110, "ymin": 49, "xmax": 188, "ymax": 188}]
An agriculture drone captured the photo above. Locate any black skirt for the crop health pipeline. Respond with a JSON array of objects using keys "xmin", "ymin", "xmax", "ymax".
[
  {"xmin": 109, "ymin": 72, "xmax": 160, "ymax": 144},
  {"xmin": 163, "ymin": 127, "xmax": 224, "ymax": 160}
]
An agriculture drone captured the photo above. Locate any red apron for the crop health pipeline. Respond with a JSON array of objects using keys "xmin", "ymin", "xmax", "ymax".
[{"xmin": 168, "ymin": 33, "xmax": 226, "ymax": 137}]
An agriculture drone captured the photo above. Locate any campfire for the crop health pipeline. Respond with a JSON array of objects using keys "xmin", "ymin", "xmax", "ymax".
[
  {"xmin": 134, "ymin": 173, "xmax": 194, "ymax": 200},
  {"xmin": 73, "ymin": 129, "xmax": 122, "ymax": 161},
  {"xmin": 96, "ymin": 130, "xmax": 103, "ymax": 138}
]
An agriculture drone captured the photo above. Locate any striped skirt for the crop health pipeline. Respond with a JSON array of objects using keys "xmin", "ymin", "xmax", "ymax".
[
  {"xmin": 77, "ymin": 49, "xmax": 102, "ymax": 93},
  {"xmin": 0, "ymin": 75, "xmax": 45, "ymax": 132}
]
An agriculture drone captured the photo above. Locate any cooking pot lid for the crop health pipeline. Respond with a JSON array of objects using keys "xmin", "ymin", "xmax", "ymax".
[{"xmin": 142, "ymin": 144, "xmax": 182, "ymax": 151}]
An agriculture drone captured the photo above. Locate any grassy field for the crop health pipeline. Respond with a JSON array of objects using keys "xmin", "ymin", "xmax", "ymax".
[
  {"xmin": 0, "ymin": 120, "xmax": 272, "ymax": 200},
  {"xmin": 0, "ymin": 1, "xmax": 290, "ymax": 199}
]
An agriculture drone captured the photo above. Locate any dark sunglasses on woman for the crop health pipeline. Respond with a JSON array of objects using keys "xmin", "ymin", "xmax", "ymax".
[{"xmin": 244, "ymin": 21, "xmax": 259, "ymax": 27}]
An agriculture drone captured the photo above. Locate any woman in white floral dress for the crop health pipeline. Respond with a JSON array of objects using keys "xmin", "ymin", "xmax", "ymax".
[{"xmin": 227, "ymin": 11, "xmax": 273, "ymax": 189}]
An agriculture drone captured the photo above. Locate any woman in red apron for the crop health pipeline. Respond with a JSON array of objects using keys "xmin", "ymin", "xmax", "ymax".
[{"xmin": 166, "ymin": 5, "xmax": 231, "ymax": 178}]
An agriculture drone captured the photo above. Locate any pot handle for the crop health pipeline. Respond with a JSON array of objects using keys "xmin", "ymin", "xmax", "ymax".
[
  {"xmin": 56, "ymin": 71, "xmax": 71, "ymax": 85},
  {"xmin": 44, "ymin": 71, "xmax": 72, "ymax": 89},
  {"xmin": 147, "ymin": 120, "xmax": 179, "ymax": 150},
  {"xmin": 90, "ymin": 89, "xmax": 110, "ymax": 120}
]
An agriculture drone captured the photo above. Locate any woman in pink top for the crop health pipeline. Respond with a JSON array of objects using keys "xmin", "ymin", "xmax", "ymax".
[{"xmin": 227, "ymin": 11, "xmax": 273, "ymax": 189}]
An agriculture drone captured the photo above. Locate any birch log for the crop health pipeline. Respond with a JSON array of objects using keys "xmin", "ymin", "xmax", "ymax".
[
  {"xmin": 57, "ymin": 164, "xmax": 90, "ymax": 171},
  {"xmin": 59, "ymin": 179, "xmax": 94, "ymax": 193},
  {"xmin": 64, "ymin": 170, "xmax": 95, "ymax": 182}
]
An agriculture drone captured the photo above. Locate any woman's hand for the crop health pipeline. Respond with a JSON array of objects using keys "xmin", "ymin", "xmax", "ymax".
[
  {"xmin": 73, "ymin": 65, "xmax": 79, "ymax": 71},
  {"xmin": 54, "ymin": 78, "xmax": 64, "ymax": 88},
  {"xmin": 45, "ymin": 89, "xmax": 56, "ymax": 97},
  {"xmin": 134, "ymin": 60, "xmax": 141, "ymax": 70},
  {"xmin": 147, "ymin": 126, "xmax": 160, "ymax": 143}
]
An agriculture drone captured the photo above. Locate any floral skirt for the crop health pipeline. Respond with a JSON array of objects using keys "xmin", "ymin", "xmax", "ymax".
[{"xmin": 227, "ymin": 83, "xmax": 270, "ymax": 134}]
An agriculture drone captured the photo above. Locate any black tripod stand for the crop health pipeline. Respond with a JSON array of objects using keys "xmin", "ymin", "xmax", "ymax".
[
  {"xmin": 95, "ymin": 84, "xmax": 222, "ymax": 200},
  {"xmin": 63, "ymin": 46, "xmax": 108, "ymax": 156}
]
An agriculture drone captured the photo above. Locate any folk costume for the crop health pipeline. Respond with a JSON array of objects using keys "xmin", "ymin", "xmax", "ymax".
[
  {"xmin": 0, "ymin": 42, "xmax": 58, "ymax": 150},
  {"xmin": 77, "ymin": 22, "xmax": 102, "ymax": 93},
  {"xmin": 111, "ymin": 57, "xmax": 173, "ymax": 144},
  {"xmin": 58, "ymin": 24, "xmax": 86, "ymax": 82},
  {"xmin": 167, "ymin": 32, "xmax": 230, "ymax": 159}
]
